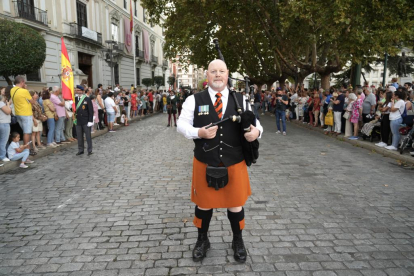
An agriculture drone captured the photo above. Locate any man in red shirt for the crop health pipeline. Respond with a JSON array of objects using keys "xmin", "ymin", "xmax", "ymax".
[{"xmin": 148, "ymin": 89, "xmax": 154, "ymax": 113}]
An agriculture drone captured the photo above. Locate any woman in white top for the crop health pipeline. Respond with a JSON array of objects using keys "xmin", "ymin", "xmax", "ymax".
[
  {"xmin": 104, "ymin": 92, "xmax": 117, "ymax": 132},
  {"xmin": 386, "ymin": 90, "xmax": 406, "ymax": 150}
]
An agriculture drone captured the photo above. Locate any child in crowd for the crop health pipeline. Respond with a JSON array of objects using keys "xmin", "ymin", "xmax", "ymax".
[
  {"xmin": 7, "ymin": 132, "xmax": 34, "ymax": 169},
  {"xmin": 120, "ymin": 110, "xmax": 129, "ymax": 126}
]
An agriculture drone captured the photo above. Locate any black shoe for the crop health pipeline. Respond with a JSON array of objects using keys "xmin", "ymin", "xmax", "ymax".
[
  {"xmin": 87, "ymin": 152, "xmax": 93, "ymax": 156},
  {"xmin": 167, "ymin": 124, "xmax": 170, "ymax": 127},
  {"xmin": 174, "ymin": 124, "xmax": 177, "ymax": 127},
  {"xmin": 192, "ymin": 233, "xmax": 210, "ymax": 262},
  {"xmin": 76, "ymin": 152, "xmax": 84, "ymax": 156},
  {"xmin": 232, "ymin": 235, "xmax": 247, "ymax": 263}
]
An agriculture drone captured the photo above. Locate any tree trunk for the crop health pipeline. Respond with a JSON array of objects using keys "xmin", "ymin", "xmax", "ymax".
[
  {"xmin": 265, "ymin": 81, "xmax": 274, "ymax": 91},
  {"xmin": 256, "ymin": 84, "xmax": 263, "ymax": 93},
  {"xmin": 4, "ymin": 75, "xmax": 12, "ymax": 85},
  {"xmin": 320, "ymin": 74, "xmax": 331, "ymax": 90}
]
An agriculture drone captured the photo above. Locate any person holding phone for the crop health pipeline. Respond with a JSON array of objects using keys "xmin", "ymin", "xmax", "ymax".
[
  {"xmin": 7, "ymin": 132, "xmax": 34, "ymax": 168},
  {"xmin": 275, "ymin": 88, "xmax": 289, "ymax": 135}
]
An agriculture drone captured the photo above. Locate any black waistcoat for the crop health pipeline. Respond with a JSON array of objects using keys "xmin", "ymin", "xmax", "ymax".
[{"xmin": 193, "ymin": 89, "xmax": 244, "ymax": 167}]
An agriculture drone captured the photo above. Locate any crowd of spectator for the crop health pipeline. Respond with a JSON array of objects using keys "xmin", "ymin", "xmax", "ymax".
[
  {"xmin": 0, "ymin": 76, "xmax": 178, "ymax": 168},
  {"xmin": 254, "ymin": 79, "xmax": 414, "ymax": 155}
]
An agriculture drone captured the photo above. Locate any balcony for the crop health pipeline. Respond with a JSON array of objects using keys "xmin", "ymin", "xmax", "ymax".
[
  {"xmin": 162, "ymin": 60, "xmax": 168, "ymax": 67},
  {"xmin": 151, "ymin": 55, "xmax": 158, "ymax": 64},
  {"xmin": 70, "ymin": 23, "xmax": 102, "ymax": 46},
  {"xmin": 13, "ymin": 0, "xmax": 48, "ymax": 26},
  {"xmin": 135, "ymin": 49, "xmax": 144, "ymax": 60}
]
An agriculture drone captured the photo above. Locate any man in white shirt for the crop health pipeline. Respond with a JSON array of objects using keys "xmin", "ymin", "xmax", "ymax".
[{"xmin": 177, "ymin": 59, "xmax": 263, "ymax": 263}]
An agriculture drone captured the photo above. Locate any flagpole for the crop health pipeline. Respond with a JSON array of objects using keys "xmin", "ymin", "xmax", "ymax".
[
  {"xmin": 133, "ymin": 24, "xmax": 136, "ymax": 89},
  {"xmin": 132, "ymin": 0, "xmax": 137, "ymax": 89}
]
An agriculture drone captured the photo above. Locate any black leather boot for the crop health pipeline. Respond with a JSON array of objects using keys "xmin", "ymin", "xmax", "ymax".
[
  {"xmin": 192, "ymin": 233, "xmax": 210, "ymax": 262},
  {"xmin": 232, "ymin": 234, "xmax": 247, "ymax": 263}
]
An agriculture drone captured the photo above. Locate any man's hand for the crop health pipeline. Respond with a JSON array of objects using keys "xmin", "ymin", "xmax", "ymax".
[
  {"xmin": 33, "ymin": 120, "xmax": 38, "ymax": 127},
  {"xmin": 87, "ymin": 122, "xmax": 93, "ymax": 127},
  {"xmin": 198, "ymin": 124, "xmax": 218, "ymax": 139},
  {"xmin": 244, "ymin": 125, "xmax": 260, "ymax": 142}
]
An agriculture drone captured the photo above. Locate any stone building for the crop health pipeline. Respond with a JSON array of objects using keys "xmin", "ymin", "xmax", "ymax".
[{"xmin": 0, "ymin": 0, "xmax": 169, "ymax": 90}]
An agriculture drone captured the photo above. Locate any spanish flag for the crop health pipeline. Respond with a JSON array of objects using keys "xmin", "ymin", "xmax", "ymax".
[{"xmin": 60, "ymin": 37, "xmax": 75, "ymax": 110}]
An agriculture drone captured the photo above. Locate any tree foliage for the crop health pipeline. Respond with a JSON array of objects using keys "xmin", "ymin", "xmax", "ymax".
[
  {"xmin": 167, "ymin": 74, "xmax": 176, "ymax": 87},
  {"xmin": 142, "ymin": 78, "xmax": 153, "ymax": 88},
  {"xmin": 0, "ymin": 19, "xmax": 46, "ymax": 84},
  {"xmin": 142, "ymin": 0, "xmax": 414, "ymax": 89},
  {"xmin": 153, "ymin": 75, "xmax": 164, "ymax": 89}
]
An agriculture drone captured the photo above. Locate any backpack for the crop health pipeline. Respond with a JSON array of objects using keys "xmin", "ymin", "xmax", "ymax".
[{"xmin": 401, "ymin": 105, "xmax": 407, "ymax": 118}]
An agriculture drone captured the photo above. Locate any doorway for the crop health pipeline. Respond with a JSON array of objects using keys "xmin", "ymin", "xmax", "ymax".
[{"xmin": 78, "ymin": 52, "xmax": 93, "ymax": 88}]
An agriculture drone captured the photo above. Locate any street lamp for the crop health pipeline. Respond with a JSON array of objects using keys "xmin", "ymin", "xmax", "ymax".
[
  {"xmin": 103, "ymin": 40, "xmax": 119, "ymax": 89},
  {"xmin": 382, "ymin": 52, "xmax": 388, "ymax": 87}
]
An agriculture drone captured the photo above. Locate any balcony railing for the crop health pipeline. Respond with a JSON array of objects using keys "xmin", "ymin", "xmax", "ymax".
[
  {"xmin": 151, "ymin": 55, "xmax": 158, "ymax": 64},
  {"xmin": 162, "ymin": 60, "xmax": 168, "ymax": 67},
  {"xmin": 13, "ymin": 0, "xmax": 48, "ymax": 26},
  {"xmin": 113, "ymin": 42, "xmax": 124, "ymax": 52},
  {"xmin": 70, "ymin": 23, "xmax": 102, "ymax": 46},
  {"xmin": 136, "ymin": 49, "xmax": 144, "ymax": 59}
]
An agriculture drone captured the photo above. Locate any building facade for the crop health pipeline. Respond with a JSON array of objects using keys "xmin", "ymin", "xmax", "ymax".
[{"xmin": 0, "ymin": 0, "xmax": 169, "ymax": 90}]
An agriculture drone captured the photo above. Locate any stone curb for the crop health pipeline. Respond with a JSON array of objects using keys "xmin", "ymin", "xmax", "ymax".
[
  {"xmin": 290, "ymin": 119, "xmax": 414, "ymax": 167},
  {"xmin": 0, "ymin": 112, "xmax": 162, "ymax": 174}
]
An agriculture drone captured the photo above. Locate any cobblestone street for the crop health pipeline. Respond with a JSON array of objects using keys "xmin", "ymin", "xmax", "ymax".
[{"xmin": 1, "ymin": 113, "xmax": 414, "ymax": 276}]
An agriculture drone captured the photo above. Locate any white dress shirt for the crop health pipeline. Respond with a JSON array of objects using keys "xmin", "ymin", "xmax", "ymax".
[{"xmin": 177, "ymin": 87, "xmax": 263, "ymax": 139}]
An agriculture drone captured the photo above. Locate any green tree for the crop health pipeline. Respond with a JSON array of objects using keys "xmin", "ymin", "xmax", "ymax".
[
  {"xmin": 142, "ymin": 78, "xmax": 153, "ymax": 89},
  {"xmin": 142, "ymin": 0, "xmax": 414, "ymax": 90},
  {"xmin": 0, "ymin": 19, "xmax": 46, "ymax": 85},
  {"xmin": 167, "ymin": 74, "xmax": 176, "ymax": 87},
  {"xmin": 153, "ymin": 75, "xmax": 164, "ymax": 90}
]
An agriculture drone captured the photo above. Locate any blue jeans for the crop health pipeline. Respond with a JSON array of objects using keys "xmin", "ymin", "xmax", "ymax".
[
  {"xmin": 390, "ymin": 117, "xmax": 403, "ymax": 148},
  {"xmin": 0, "ymin": 123, "xmax": 10, "ymax": 159},
  {"xmin": 275, "ymin": 109, "xmax": 286, "ymax": 132},
  {"xmin": 55, "ymin": 116, "xmax": 66, "ymax": 143},
  {"xmin": 10, "ymin": 149, "xmax": 30, "ymax": 162},
  {"xmin": 47, "ymin": 118, "xmax": 55, "ymax": 144}
]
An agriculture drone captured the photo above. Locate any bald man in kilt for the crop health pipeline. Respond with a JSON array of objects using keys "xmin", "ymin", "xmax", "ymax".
[{"xmin": 177, "ymin": 59, "xmax": 263, "ymax": 263}]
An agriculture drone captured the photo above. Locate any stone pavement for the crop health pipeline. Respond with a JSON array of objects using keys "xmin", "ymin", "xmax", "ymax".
[{"xmin": 0, "ymin": 113, "xmax": 413, "ymax": 276}]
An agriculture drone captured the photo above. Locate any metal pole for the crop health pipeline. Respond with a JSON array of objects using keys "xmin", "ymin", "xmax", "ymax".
[
  {"xmin": 110, "ymin": 46, "xmax": 113, "ymax": 89},
  {"xmin": 132, "ymin": 26, "xmax": 136, "ymax": 89},
  {"xmin": 382, "ymin": 53, "xmax": 388, "ymax": 87}
]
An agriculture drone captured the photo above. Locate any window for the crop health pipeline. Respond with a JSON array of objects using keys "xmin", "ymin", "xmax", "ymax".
[
  {"xmin": 134, "ymin": 1, "xmax": 137, "ymax": 16},
  {"xmin": 111, "ymin": 23, "xmax": 118, "ymax": 42},
  {"xmin": 76, "ymin": 0, "xmax": 87, "ymax": 27},
  {"xmin": 26, "ymin": 70, "xmax": 41, "ymax": 82},
  {"xmin": 135, "ymin": 35, "xmax": 139, "ymax": 50},
  {"xmin": 163, "ymin": 74, "xmax": 165, "ymax": 86},
  {"xmin": 114, "ymin": 64, "xmax": 119, "ymax": 85},
  {"xmin": 123, "ymin": 0, "xmax": 127, "ymax": 9},
  {"xmin": 381, "ymin": 72, "xmax": 384, "ymax": 78},
  {"xmin": 136, "ymin": 68, "xmax": 140, "ymax": 85},
  {"xmin": 152, "ymin": 71, "xmax": 155, "ymax": 80},
  {"xmin": 143, "ymin": 8, "xmax": 146, "ymax": 23}
]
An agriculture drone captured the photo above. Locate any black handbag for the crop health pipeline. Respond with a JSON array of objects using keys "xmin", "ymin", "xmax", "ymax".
[{"xmin": 206, "ymin": 166, "xmax": 228, "ymax": 191}]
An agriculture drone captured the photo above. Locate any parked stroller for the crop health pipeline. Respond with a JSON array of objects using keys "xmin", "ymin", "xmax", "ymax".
[
  {"xmin": 399, "ymin": 126, "xmax": 414, "ymax": 154},
  {"xmin": 361, "ymin": 119, "xmax": 381, "ymax": 142}
]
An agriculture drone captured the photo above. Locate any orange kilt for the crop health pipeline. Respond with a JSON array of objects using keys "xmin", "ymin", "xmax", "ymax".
[{"xmin": 191, "ymin": 157, "xmax": 251, "ymax": 209}]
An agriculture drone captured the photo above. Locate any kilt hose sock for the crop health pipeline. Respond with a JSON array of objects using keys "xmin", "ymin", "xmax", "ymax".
[
  {"xmin": 193, "ymin": 206, "xmax": 213, "ymax": 234},
  {"xmin": 227, "ymin": 208, "xmax": 245, "ymax": 236}
]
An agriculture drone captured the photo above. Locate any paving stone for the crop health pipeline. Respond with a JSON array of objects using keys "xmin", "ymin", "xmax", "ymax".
[{"xmin": 2, "ymin": 114, "xmax": 414, "ymax": 276}]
